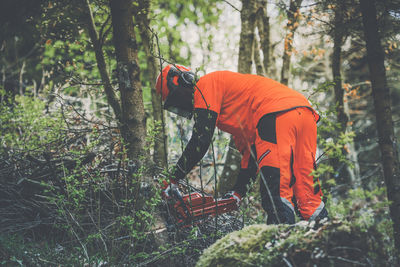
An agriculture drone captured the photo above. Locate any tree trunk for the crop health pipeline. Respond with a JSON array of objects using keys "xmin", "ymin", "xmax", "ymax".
[
  {"xmin": 360, "ymin": 0, "xmax": 400, "ymax": 253},
  {"xmin": 109, "ymin": 0, "xmax": 169, "ymax": 244},
  {"xmin": 280, "ymin": 0, "xmax": 302, "ymax": 85},
  {"xmin": 110, "ymin": 0, "xmax": 147, "ymax": 162},
  {"xmin": 253, "ymin": 37, "xmax": 264, "ymax": 76},
  {"xmin": 332, "ymin": 2, "xmax": 348, "ymax": 132},
  {"xmin": 237, "ymin": 0, "xmax": 256, "ymax": 74},
  {"xmin": 255, "ymin": 0, "xmax": 270, "ymax": 76},
  {"xmin": 331, "ymin": 1, "xmax": 356, "ymax": 186},
  {"xmin": 219, "ymin": 0, "xmax": 256, "ymax": 193},
  {"xmin": 218, "ymin": 138, "xmax": 242, "ymax": 192},
  {"xmin": 135, "ymin": 0, "xmax": 168, "ymax": 169},
  {"xmin": 2, "ymin": 38, "xmax": 18, "ymax": 106}
]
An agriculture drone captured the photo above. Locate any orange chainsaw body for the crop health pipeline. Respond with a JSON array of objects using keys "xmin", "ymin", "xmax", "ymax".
[{"xmin": 171, "ymin": 192, "xmax": 238, "ymax": 227}]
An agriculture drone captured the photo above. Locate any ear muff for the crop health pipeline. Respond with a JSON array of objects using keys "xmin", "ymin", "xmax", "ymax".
[
  {"xmin": 166, "ymin": 66, "xmax": 196, "ymax": 91},
  {"xmin": 178, "ymin": 71, "xmax": 196, "ymax": 88}
]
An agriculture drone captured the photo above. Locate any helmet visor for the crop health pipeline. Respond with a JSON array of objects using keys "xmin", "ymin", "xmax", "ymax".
[{"xmin": 163, "ymin": 84, "xmax": 194, "ymax": 119}]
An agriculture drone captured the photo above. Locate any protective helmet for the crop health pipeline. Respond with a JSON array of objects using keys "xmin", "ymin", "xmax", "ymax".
[{"xmin": 155, "ymin": 64, "xmax": 197, "ymax": 119}]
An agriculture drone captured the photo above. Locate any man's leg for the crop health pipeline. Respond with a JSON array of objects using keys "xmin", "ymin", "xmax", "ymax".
[
  {"xmin": 256, "ymin": 111, "xmax": 297, "ymax": 224},
  {"xmin": 292, "ymin": 107, "xmax": 327, "ymax": 221}
]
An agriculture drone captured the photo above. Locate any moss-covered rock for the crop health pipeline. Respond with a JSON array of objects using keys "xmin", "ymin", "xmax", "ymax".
[{"xmin": 196, "ymin": 220, "xmax": 394, "ymax": 267}]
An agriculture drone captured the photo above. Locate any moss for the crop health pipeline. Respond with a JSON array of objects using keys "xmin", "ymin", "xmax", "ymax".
[
  {"xmin": 196, "ymin": 224, "xmax": 283, "ymax": 267},
  {"xmin": 197, "ymin": 220, "xmax": 394, "ymax": 267}
]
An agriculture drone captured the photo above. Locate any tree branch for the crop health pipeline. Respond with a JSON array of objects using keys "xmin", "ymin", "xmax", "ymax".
[{"xmin": 82, "ymin": 0, "xmax": 122, "ymax": 121}]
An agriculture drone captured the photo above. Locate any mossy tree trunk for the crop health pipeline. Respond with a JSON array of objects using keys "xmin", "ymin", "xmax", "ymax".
[{"xmin": 360, "ymin": 0, "xmax": 400, "ymax": 253}]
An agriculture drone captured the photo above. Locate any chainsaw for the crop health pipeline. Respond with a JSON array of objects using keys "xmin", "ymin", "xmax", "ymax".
[{"xmin": 163, "ymin": 182, "xmax": 239, "ymax": 229}]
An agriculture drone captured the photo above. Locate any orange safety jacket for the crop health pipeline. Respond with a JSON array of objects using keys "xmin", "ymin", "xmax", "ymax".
[{"xmin": 193, "ymin": 71, "xmax": 319, "ymax": 168}]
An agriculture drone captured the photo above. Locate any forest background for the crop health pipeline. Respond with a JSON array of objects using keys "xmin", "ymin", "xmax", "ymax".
[{"xmin": 0, "ymin": 0, "xmax": 399, "ymax": 266}]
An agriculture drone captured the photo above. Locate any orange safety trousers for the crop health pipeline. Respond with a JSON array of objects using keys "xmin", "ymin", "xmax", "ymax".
[{"xmin": 255, "ymin": 107, "xmax": 324, "ymax": 223}]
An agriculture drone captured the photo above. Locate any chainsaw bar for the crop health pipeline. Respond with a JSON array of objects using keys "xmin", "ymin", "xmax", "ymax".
[{"xmin": 166, "ymin": 189, "xmax": 238, "ymax": 228}]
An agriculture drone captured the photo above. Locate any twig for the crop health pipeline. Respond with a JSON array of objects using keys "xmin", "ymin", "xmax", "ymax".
[
  {"xmin": 282, "ymin": 257, "xmax": 294, "ymax": 267},
  {"xmin": 222, "ymin": 0, "xmax": 241, "ymax": 12},
  {"xmin": 327, "ymin": 255, "xmax": 366, "ymax": 266}
]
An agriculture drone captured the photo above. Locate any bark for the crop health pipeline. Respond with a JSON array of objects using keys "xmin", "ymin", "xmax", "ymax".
[
  {"xmin": 135, "ymin": 0, "xmax": 168, "ymax": 169},
  {"xmin": 219, "ymin": 0, "xmax": 256, "ymax": 193},
  {"xmin": 218, "ymin": 138, "xmax": 242, "ymax": 192},
  {"xmin": 332, "ymin": 2, "xmax": 348, "ymax": 131},
  {"xmin": 237, "ymin": 0, "xmax": 256, "ymax": 74},
  {"xmin": 280, "ymin": 0, "xmax": 302, "ymax": 85},
  {"xmin": 109, "ymin": 0, "xmax": 147, "ymax": 162},
  {"xmin": 331, "ymin": 1, "xmax": 356, "ymax": 186},
  {"xmin": 19, "ymin": 61, "xmax": 25, "ymax": 95},
  {"xmin": 2, "ymin": 38, "xmax": 17, "ymax": 105},
  {"xmin": 253, "ymin": 37, "xmax": 264, "ymax": 76},
  {"xmin": 3, "ymin": 67, "xmax": 16, "ymax": 105},
  {"xmin": 255, "ymin": 0, "xmax": 270, "ymax": 75},
  {"xmin": 109, "ymin": 0, "xmax": 168, "ymax": 244},
  {"xmin": 360, "ymin": 0, "xmax": 400, "ymax": 253},
  {"xmin": 82, "ymin": 0, "xmax": 122, "ymax": 121}
]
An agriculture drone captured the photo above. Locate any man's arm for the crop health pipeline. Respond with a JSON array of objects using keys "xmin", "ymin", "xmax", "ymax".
[{"xmin": 173, "ymin": 108, "xmax": 218, "ymax": 180}]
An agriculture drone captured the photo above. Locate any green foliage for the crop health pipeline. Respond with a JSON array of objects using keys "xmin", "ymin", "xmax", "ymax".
[
  {"xmin": 151, "ymin": 0, "xmax": 222, "ymax": 63},
  {"xmin": 0, "ymin": 95, "xmax": 65, "ymax": 152},
  {"xmin": 42, "ymin": 36, "xmax": 107, "ymax": 95},
  {"xmin": 0, "ymin": 94, "xmax": 164, "ymax": 265},
  {"xmin": 307, "ymin": 81, "xmax": 357, "ymax": 196},
  {"xmin": 238, "ymin": 178, "xmax": 266, "ymax": 225}
]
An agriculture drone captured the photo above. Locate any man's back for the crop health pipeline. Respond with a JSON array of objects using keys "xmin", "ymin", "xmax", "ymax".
[{"xmin": 193, "ymin": 71, "xmax": 316, "ymax": 150}]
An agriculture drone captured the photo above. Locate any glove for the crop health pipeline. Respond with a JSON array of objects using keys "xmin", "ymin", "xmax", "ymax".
[
  {"xmin": 223, "ymin": 191, "xmax": 242, "ymax": 206},
  {"xmin": 161, "ymin": 179, "xmax": 179, "ymax": 198}
]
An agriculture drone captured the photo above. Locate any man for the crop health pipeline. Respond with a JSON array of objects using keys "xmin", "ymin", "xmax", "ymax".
[{"xmin": 156, "ymin": 64, "xmax": 328, "ymax": 224}]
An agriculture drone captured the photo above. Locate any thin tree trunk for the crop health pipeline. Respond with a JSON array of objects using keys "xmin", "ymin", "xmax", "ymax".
[
  {"xmin": 19, "ymin": 61, "xmax": 25, "ymax": 95},
  {"xmin": 82, "ymin": 0, "xmax": 122, "ymax": 121},
  {"xmin": 332, "ymin": 2, "xmax": 348, "ymax": 132},
  {"xmin": 360, "ymin": 0, "xmax": 400, "ymax": 253},
  {"xmin": 136, "ymin": 0, "xmax": 168, "ymax": 169},
  {"xmin": 2, "ymin": 38, "xmax": 17, "ymax": 105},
  {"xmin": 331, "ymin": 1, "xmax": 356, "ymax": 186},
  {"xmin": 219, "ymin": 0, "xmax": 256, "ymax": 193},
  {"xmin": 255, "ymin": 0, "xmax": 270, "ymax": 75},
  {"xmin": 280, "ymin": 0, "xmax": 302, "ymax": 85},
  {"xmin": 253, "ymin": 37, "xmax": 264, "ymax": 76}
]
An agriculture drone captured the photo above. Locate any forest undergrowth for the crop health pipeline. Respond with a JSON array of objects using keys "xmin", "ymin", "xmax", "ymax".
[
  {"xmin": 0, "ymin": 94, "xmax": 243, "ymax": 266},
  {"xmin": 0, "ymin": 91, "xmax": 396, "ymax": 266}
]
